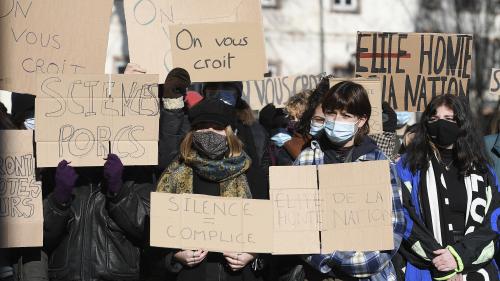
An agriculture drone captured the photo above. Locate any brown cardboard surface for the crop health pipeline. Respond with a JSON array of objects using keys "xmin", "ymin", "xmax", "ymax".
[
  {"xmin": 0, "ymin": 0, "xmax": 113, "ymax": 94},
  {"xmin": 490, "ymin": 68, "xmax": 500, "ymax": 96},
  {"xmin": 356, "ymin": 32, "xmax": 473, "ymax": 111},
  {"xmin": 330, "ymin": 78, "xmax": 383, "ymax": 135},
  {"xmin": 0, "ymin": 130, "xmax": 43, "ymax": 248},
  {"xmin": 318, "ymin": 161, "xmax": 394, "ymax": 252},
  {"xmin": 169, "ymin": 23, "xmax": 266, "ymax": 82},
  {"xmin": 124, "ymin": 0, "xmax": 267, "ymax": 83},
  {"xmin": 35, "ymin": 74, "xmax": 159, "ymax": 167},
  {"xmin": 243, "ymin": 74, "xmax": 323, "ymax": 110},
  {"xmin": 269, "ymin": 165, "xmax": 321, "ymax": 254},
  {"xmin": 150, "ymin": 192, "xmax": 273, "ymax": 253}
]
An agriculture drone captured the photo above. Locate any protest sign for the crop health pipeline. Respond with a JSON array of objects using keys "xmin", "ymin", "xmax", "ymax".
[
  {"xmin": 269, "ymin": 165, "xmax": 321, "ymax": 254},
  {"xmin": 169, "ymin": 23, "xmax": 266, "ymax": 82},
  {"xmin": 124, "ymin": 0, "xmax": 267, "ymax": 83},
  {"xmin": 243, "ymin": 74, "xmax": 323, "ymax": 110},
  {"xmin": 490, "ymin": 68, "xmax": 500, "ymax": 96},
  {"xmin": 355, "ymin": 32, "xmax": 473, "ymax": 111},
  {"xmin": 35, "ymin": 74, "xmax": 159, "ymax": 167},
  {"xmin": 319, "ymin": 161, "xmax": 393, "ymax": 252},
  {"xmin": 330, "ymin": 78, "xmax": 383, "ymax": 135},
  {"xmin": 150, "ymin": 193, "xmax": 273, "ymax": 253},
  {"xmin": 0, "ymin": 0, "xmax": 113, "ymax": 94},
  {"xmin": 0, "ymin": 130, "xmax": 43, "ymax": 248}
]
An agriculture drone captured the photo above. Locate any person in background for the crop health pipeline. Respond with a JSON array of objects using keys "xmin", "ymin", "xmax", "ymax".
[
  {"xmin": 369, "ymin": 102, "xmax": 398, "ymax": 161},
  {"xmin": 156, "ymin": 98, "xmax": 264, "ymax": 281},
  {"xmin": 295, "ymin": 81, "xmax": 405, "ymax": 281},
  {"xmin": 259, "ymin": 90, "xmax": 311, "ymax": 166},
  {"xmin": 10, "ymin": 93, "xmax": 35, "ymax": 130},
  {"xmin": 42, "ymin": 155, "xmax": 151, "ymax": 281},
  {"xmin": 202, "ymin": 81, "xmax": 270, "ymax": 200},
  {"xmin": 396, "ymin": 94, "xmax": 500, "ymax": 281}
]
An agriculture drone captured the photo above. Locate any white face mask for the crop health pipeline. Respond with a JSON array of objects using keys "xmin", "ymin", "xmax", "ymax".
[
  {"xmin": 324, "ymin": 119, "xmax": 358, "ymax": 144},
  {"xmin": 24, "ymin": 118, "xmax": 35, "ymax": 130}
]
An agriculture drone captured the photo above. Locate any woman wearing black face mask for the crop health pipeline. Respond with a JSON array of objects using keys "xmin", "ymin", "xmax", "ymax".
[
  {"xmin": 155, "ymin": 98, "xmax": 263, "ymax": 281},
  {"xmin": 396, "ymin": 94, "xmax": 500, "ymax": 281}
]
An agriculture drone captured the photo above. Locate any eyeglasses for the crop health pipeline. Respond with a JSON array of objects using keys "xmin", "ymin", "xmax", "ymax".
[{"xmin": 311, "ymin": 116, "xmax": 326, "ymax": 126}]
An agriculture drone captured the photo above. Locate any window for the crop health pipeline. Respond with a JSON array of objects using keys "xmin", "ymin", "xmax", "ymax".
[
  {"xmin": 266, "ymin": 61, "xmax": 282, "ymax": 77},
  {"xmin": 262, "ymin": 0, "xmax": 280, "ymax": 9},
  {"xmin": 331, "ymin": 0, "xmax": 360, "ymax": 13},
  {"xmin": 332, "ymin": 63, "xmax": 354, "ymax": 77}
]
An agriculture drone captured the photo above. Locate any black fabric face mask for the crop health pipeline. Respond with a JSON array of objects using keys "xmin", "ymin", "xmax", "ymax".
[
  {"xmin": 427, "ymin": 119, "xmax": 460, "ymax": 147},
  {"xmin": 192, "ymin": 131, "xmax": 228, "ymax": 160}
]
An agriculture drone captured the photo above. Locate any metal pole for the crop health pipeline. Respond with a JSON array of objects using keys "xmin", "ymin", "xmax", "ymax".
[{"xmin": 319, "ymin": 0, "xmax": 325, "ymax": 74}]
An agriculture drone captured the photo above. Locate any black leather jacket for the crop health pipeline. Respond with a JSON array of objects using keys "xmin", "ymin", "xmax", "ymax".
[{"xmin": 43, "ymin": 176, "xmax": 151, "ymax": 281}]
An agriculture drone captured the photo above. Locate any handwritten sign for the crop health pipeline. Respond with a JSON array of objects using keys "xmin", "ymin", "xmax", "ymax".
[
  {"xmin": 0, "ymin": 0, "xmax": 113, "ymax": 94},
  {"xmin": 490, "ymin": 68, "xmax": 500, "ymax": 96},
  {"xmin": 35, "ymin": 74, "xmax": 160, "ymax": 167},
  {"xmin": 356, "ymin": 32, "xmax": 473, "ymax": 111},
  {"xmin": 0, "ymin": 130, "xmax": 43, "ymax": 248},
  {"xmin": 269, "ymin": 165, "xmax": 321, "ymax": 254},
  {"xmin": 170, "ymin": 23, "xmax": 266, "ymax": 82},
  {"xmin": 150, "ymin": 193, "xmax": 273, "ymax": 253},
  {"xmin": 319, "ymin": 161, "xmax": 393, "ymax": 252},
  {"xmin": 330, "ymin": 78, "xmax": 383, "ymax": 135},
  {"xmin": 124, "ymin": 0, "xmax": 267, "ymax": 83},
  {"xmin": 243, "ymin": 74, "xmax": 323, "ymax": 110}
]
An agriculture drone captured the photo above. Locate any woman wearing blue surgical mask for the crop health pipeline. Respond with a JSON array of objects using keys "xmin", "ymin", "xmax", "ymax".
[{"xmin": 294, "ymin": 81, "xmax": 405, "ymax": 281}]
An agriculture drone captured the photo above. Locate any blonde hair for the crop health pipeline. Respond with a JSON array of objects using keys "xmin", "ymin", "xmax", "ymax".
[
  {"xmin": 180, "ymin": 126, "xmax": 243, "ymax": 160},
  {"xmin": 285, "ymin": 90, "xmax": 312, "ymax": 120}
]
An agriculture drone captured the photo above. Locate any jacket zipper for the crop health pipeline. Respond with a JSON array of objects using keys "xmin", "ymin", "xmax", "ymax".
[{"xmin": 80, "ymin": 183, "xmax": 97, "ymax": 280}]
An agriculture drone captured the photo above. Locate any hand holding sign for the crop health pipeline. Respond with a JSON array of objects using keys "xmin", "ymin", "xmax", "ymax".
[
  {"xmin": 223, "ymin": 252, "xmax": 256, "ymax": 271},
  {"xmin": 174, "ymin": 249, "xmax": 208, "ymax": 267}
]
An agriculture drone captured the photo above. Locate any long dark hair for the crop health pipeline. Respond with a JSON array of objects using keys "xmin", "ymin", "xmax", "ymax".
[{"xmin": 404, "ymin": 94, "xmax": 490, "ymax": 174}]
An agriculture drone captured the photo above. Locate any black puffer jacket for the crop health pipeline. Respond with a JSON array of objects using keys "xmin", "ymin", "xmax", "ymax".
[{"xmin": 43, "ymin": 169, "xmax": 152, "ymax": 281}]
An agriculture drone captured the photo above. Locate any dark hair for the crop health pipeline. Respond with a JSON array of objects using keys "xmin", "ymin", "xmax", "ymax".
[
  {"xmin": 321, "ymin": 81, "xmax": 371, "ymax": 144},
  {"xmin": 296, "ymin": 75, "xmax": 333, "ymax": 135},
  {"xmin": 403, "ymin": 94, "xmax": 490, "ymax": 174}
]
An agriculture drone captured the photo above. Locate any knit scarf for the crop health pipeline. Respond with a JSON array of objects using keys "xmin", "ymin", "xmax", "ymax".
[{"xmin": 156, "ymin": 151, "xmax": 252, "ymax": 198}]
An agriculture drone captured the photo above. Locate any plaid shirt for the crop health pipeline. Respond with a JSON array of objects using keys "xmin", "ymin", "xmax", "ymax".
[{"xmin": 295, "ymin": 141, "xmax": 405, "ymax": 281}]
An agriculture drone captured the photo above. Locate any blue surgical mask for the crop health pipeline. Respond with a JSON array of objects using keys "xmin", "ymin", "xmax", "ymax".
[
  {"xmin": 396, "ymin": 112, "xmax": 412, "ymax": 127},
  {"xmin": 324, "ymin": 120, "xmax": 358, "ymax": 144},
  {"xmin": 271, "ymin": 132, "xmax": 292, "ymax": 147},
  {"xmin": 24, "ymin": 118, "xmax": 35, "ymax": 130},
  {"xmin": 309, "ymin": 122, "xmax": 324, "ymax": 136}
]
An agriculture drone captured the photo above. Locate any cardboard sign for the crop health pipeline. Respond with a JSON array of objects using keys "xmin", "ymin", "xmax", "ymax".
[
  {"xmin": 355, "ymin": 32, "xmax": 473, "ymax": 111},
  {"xmin": 490, "ymin": 68, "xmax": 500, "ymax": 96},
  {"xmin": 330, "ymin": 78, "xmax": 383, "ymax": 135},
  {"xmin": 243, "ymin": 74, "xmax": 323, "ymax": 110},
  {"xmin": 269, "ymin": 165, "xmax": 321, "ymax": 254},
  {"xmin": 0, "ymin": 130, "xmax": 43, "ymax": 248},
  {"xmin": 124, "ymin": 0, "xmax": 267, "ymax": 83},
  {"xmin": 319, "ymin": 161, "xmax": 393, "ymax": 252},
  {"xmin": 150, "ymin": 193, "xmax": 273, "ymax": 253},
  {"xmin": 35, "ymin": 74, "xmax": 160, "ymax": 167},
  {"xmin": 169, "ymin": 23, "xmax": 266, "ymax": 82},
  {"xmin": 0, "ymin": 0, "xmax": 113, "ymax": 94}
]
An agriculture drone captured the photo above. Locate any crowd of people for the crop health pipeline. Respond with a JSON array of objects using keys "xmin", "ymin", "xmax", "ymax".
[{"xmin": 0, "ymin": 64, "xmax": 499, "ymax": 281}]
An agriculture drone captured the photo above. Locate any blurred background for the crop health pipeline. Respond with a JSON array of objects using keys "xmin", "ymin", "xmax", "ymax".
[{"xmin": 1, "ymin": 0, "xmax": 498, "ymax": 133}]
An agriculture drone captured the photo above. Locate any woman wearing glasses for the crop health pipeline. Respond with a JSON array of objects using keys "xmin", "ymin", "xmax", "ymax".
[{"xmin": 396, "ymin": 94, "xmax": 500, "ymax": 281}]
